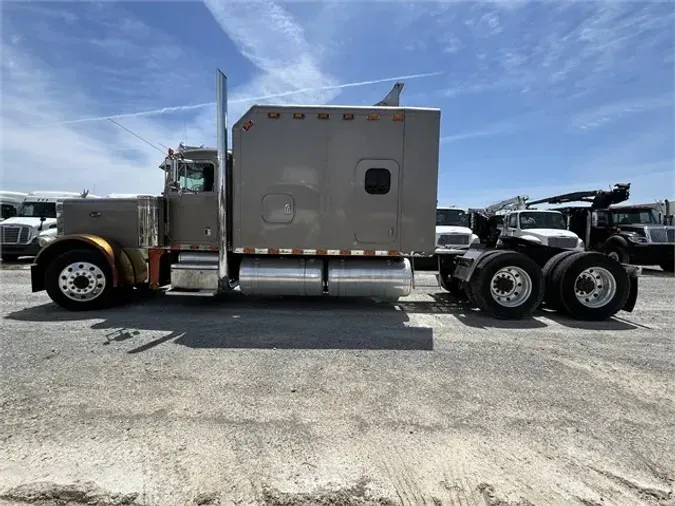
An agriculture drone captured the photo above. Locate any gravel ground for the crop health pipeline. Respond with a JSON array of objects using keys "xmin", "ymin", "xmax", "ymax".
[{"xmin": 0, "ymin": 263, "xmax": 674, "ymax": 506}]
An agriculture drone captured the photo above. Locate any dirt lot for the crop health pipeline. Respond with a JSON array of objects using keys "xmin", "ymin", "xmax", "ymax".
[{"xmin": 1, "ymin": 264, "xmax": 674, "ymax": 506}]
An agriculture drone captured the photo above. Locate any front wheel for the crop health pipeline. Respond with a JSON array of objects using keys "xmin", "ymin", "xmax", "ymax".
[
  {"xmin": 44, "ymin": 249, "xmax": 115, "ymax": 311},
  {"xmin": 606, "ymin": 244, "xmax": 629, "ymax": 264},
  {"xmin": 469, "ymin": 251, "xmax": 544, "ymax": 319}
]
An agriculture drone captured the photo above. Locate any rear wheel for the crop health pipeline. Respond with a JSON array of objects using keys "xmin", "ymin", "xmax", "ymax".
[
  {"xmin": 469, "ymin": 251, "xmax": 544, "ymax": 319},
  {"xmin": 542, "ymin": 251, "xmax": 584, "ymax": 311},
  {"xmin": 440, "ymin": 275, "xmax": 465, "ymax": 298},
  {"xmin": 44, "ymin": 249, "xmax": 115, "ymax": 311},
  {"xmin": 554, "ymin": 252, "xmax": 630, "ymax": 321}
]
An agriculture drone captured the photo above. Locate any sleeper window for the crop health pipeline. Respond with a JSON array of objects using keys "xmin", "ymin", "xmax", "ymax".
[
  {"xmin": 508, "ymin": 214, "xmax": 518, "ymax": 228},
  {"xmin": 365, "ymin": 168, "xmax": 391, "ymax": 195}
]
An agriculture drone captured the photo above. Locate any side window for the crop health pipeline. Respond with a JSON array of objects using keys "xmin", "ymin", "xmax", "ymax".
[
  {"xmin": 1, "ymin": 204, "xmax": 16, "ymax": 219},
  {"xmin": 178, "ymin": 163, "xmax": 215, "ymax": 192},
  {"xmin": 508, "ymin": 214, "xmax": 518, "ymax": 228},
  {"xmin": 365, "ymin": 168, "xmax": 391, "ymax": 195}
]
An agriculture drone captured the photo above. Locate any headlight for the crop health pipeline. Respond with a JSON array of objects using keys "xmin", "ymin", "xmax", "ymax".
[
  {"xmin": 38, "ymin": 235, "xmax": 55, "ymax": 247},
  {"xmin": 627, "ymin": 235, "xmax": 648, "ymax": 244}
]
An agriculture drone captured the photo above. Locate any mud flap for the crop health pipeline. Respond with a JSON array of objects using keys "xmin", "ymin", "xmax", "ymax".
[
  {"xmin": 622, "ymin": 273, "xmax": 639, "ymax": 313},
  {"xmin": 30, "ymin": 263, "xmax": 44, "ymax": 292}
]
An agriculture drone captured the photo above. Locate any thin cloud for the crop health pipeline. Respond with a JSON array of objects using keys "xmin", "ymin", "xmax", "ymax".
[
  {"xmin": 570, "ymin": 95, "xmax": 674, "ymax": 131},
  {"xmin": 49, "ymin": 71, "xmax": 444, "ymax": 126}
]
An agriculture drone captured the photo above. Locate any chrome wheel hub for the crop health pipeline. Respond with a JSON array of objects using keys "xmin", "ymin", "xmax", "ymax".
[
  {"xmin": 58, "ymin": 261, "xmax": 106, "ymax": 301},
  {"xmin": 490, "ymin": 266, "xmax": 532, "ymax": 307},
  {"xmin": 574, "ymin": 267, "xmax": 616, "ymax": 308}
]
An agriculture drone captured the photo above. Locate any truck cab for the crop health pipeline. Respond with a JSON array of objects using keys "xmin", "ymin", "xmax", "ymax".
[
  {"xmin": 498, "ymin": 209, "xmax": 584, "ymax": 251},
  {"xmin": 435, "ymin": 206, "xmax": 479, "ymax": 251},
  {"xmin": 594, "ymin": 206, "xmax": 674, "ymax": 271},
  {"xmin": 0, "ymin": 191, "xmax": 99, "ymax": 262}
]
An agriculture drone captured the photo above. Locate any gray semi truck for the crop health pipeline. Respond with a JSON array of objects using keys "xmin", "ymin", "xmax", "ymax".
[{"xmin": 29, "ymin": 70, "xmax": 639, "ymax": 321}]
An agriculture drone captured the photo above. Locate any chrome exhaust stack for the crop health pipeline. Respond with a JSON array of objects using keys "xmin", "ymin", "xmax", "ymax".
[{"xmin": 216, "ymin": 69, "xmax": 229, "ymax": 291}]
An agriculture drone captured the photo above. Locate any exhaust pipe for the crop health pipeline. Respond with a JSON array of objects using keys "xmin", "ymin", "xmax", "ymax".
[{"xmin": 216, "ymin": 69, "xmax": 229, "ymax": 290}]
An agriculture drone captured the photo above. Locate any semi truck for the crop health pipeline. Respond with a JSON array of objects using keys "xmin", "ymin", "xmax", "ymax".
[
  {"xmin": 0, "ymin": 190, "xmax": 99, "ymax": 262},
  {"xmin": 28, "ymin": 70, "xmax": 639, "ymax": 321}
]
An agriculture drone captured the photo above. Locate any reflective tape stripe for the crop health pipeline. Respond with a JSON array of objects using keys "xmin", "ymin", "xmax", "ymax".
[{"xmin": 233, "ymin": 248, "xmax": 402, "ymax": 256}]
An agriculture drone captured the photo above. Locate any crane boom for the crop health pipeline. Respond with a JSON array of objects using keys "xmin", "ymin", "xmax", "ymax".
[{"xmin": 528, "ymin": 183, "xmax": 631, "ymax": 209}]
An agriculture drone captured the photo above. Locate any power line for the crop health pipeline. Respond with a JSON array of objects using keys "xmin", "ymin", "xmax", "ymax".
[{"xmin": 107, "ymin": 118, "xmax": 165, "ymax": 154}]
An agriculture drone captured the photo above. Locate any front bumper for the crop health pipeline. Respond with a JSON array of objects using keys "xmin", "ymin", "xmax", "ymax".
[
  {"xmin": 0, "ymin": 239, "xmax": 41, "ymax": 258},
  {"xmin": 627, "ymin": 243, "xmax": 675, "ymax": 265}
]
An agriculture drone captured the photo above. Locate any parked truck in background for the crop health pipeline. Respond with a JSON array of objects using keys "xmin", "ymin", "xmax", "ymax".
[
  {"xmin": 530, "ymin": 184, "xmax": 675, "ymax": 272},
  {"xmin": 0, "ymin": 191, "xmax": 99, "ymax": 262},
  {"xmin": 469, "ymin": 196, "xmax": 584, "ymax": 255},
  {"xmin": 28, "ymin": 70, "xmax": 639, "ymax": 321}
]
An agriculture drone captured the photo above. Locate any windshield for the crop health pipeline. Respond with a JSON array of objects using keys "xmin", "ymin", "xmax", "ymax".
[
  {"xmin": 18, "ymin": 202, "xmax": 57, "ymax": 218},
  {"xmin": 436, "ymin": 209, "xmax": 468, "ymax": 227},
  {"xmin": 611, "ymin": 209, "xmax": 658, "ymax": 225},
  {"xmin": 519, "ymin": 211, "xmax": 567, "ymax": 230}
]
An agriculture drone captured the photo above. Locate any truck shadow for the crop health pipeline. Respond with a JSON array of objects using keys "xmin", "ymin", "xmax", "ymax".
[
  {"xmin": 7, "ymin": 292, "xmax": 435, "ymax": 352},
  {"xmin": 5, "ymin": 288, "xmax": 637, "ymax": 353},
  {"xmin": 400, "ymin": 292, "xmax": 638, "ymax": 331}
]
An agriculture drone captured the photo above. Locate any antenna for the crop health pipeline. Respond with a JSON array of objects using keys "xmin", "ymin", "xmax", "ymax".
[{"xmin": 107, "ymin": 118, "xmax": 165, "ymax": 154}]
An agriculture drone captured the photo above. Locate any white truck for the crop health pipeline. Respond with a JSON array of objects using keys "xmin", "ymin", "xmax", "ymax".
[
  {"xmin": 0, "ymin": 191, "xmax": 99, "ymax": 262},
  {"xmin": 435, "ymin": 206, "xmax": 479, "ymax": 250},
  {"xmin": 472, "ymin": 196, "xmax": 584, "ymax": 252},
  {"xmin": 0, "ymin": 191, "xmax": 28, "ymax": 222},
  {"xmin": 29, "ymin": 70, "xmax": 639, "ymax": 321}
]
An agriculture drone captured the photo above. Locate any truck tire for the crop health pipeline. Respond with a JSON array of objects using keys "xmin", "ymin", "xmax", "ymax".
[
  {"xmin": 659, "ymin": 259, "xmax": 674, "ymax": 273},
  {"xmin": 542, "ymin": 251, "xmax": 585, "ymax": 311},
  {"xmin": 44, "ymin": 249, "xmax": 115, "ymax": 311},
  {"xmin": 606, "ymin": 244, "xmax": 629, "ymax": 264},
  {"xmin": 469, "ymin": 251, "xmax": 544, "ymax": 319},
  {"xmin": 464, "ymin": 281, "xmax": 476, "ymax": 306},
  {"xmin": 554, "ymin": 252, "xmax": 630, "ymax": 321},
  {"xmin": 440, "ymin": 275, "xmax": 465, "ymax": 298}
]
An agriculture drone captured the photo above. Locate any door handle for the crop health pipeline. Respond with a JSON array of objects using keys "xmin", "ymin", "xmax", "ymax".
[
  {"xmin": 89, "ymin": 212, "xmax": 101, "ymax": 218},
  {"xmin": 388, "ymin": 226, "xmax": 394, "ymax": 236}
]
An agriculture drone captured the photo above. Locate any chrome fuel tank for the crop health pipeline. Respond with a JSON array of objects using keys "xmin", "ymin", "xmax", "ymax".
[
  {"xmin": 239, "ymin": 257, "xmax": 324, "ymax": 296},
  {"xmin": 327, "ymin": 257, "xmax": 412, "ymax": 300}
]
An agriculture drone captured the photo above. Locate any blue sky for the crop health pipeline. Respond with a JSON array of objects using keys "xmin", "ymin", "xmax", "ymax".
[{"xmin": 1, "ymin": 0, "xmax": 673, "ymax": 208}]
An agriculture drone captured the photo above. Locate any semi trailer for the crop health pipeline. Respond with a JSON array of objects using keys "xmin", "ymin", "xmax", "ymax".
[{"xmin": 29, "ymin": 70, "xmax": 639, "ymax": 321}]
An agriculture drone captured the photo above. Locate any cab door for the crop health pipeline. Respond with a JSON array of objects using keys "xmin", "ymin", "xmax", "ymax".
[{"xmin": 352, "ymin": 159, "xmax": 400, "ymax": 245}]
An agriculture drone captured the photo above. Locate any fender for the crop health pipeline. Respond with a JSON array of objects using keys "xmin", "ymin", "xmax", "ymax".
[
  {"xmin": 30, "ymin": 234, "xmax": 136, "ymax": 292},
  {"xmin": 604, "ymin": 234, "xmax": 629, "ymax": 250}
]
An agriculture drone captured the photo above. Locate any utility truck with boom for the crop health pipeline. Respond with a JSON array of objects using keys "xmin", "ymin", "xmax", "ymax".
[
  {"xmin": 29, "ymin": 70, "xmax": 639, "ymax": 321},
  {"xmin": 536, "ymin": 183, "xmax": 675, "ymax": 271}
]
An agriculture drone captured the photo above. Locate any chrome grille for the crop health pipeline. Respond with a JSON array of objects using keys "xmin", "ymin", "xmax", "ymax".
[
  {"xmin": 438, "ymin": 234, "xmax": 470, "ymax": 246},
  {"xmin": 548, "ymin": 237, "xmax": 578, "ymax": 249},
  {"xmin": 648, "ymin": 228, "xmax": 675, "ymax": 243},
  {"xmin": 2, "ymin": 226, "xmax": 20, "ymax": 244}
]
